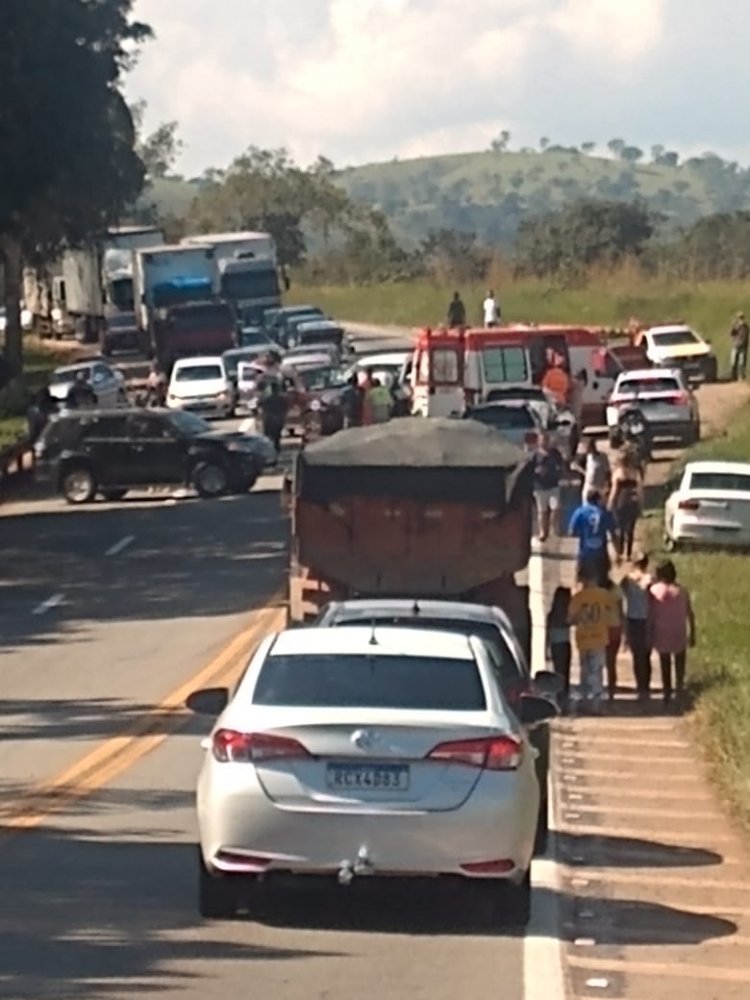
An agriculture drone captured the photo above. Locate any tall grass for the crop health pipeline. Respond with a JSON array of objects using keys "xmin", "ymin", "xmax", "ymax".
[{"xmin": 291, "ymin": 271, "xmax": 746, "ymax": 372}]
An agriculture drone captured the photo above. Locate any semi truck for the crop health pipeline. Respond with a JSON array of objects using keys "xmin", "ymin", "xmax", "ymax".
[
  {"xmin": 133, "ymin": 243, "xmax": 235, "ymax": 368},
  {"xmin": 285, "ymin": 417, "xmax": 534, "ymax": 662},
  {"xmin": 23, "ymin": 225, "xmax": 164, "ymax": 342},
  {"xmin": 180, "ymin": 231, "xmax": 282, "ymax": 326}
]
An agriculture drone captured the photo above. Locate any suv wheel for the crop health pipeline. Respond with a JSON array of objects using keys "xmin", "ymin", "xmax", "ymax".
[
  {"xmin": 62, "ymin": 466, "xmax": 97, "ymax": 504},
  {"xmin": 193, "ymin": 461, "xmax": 228, "ymax": 499}
]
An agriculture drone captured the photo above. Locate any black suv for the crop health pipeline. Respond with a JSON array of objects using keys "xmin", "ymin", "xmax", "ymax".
[{"xmin": 34, "ymin": 409, "xmax": 275, "ymax": 505}]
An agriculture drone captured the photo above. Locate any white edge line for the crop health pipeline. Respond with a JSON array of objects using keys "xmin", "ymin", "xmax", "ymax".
[
  {"xmin": 105, "ymin": 535, "xmax": 136, "ymax": 557},
  {"xmin": 525, "ymin": 549, "xmax": 567, "ymax": 1000},
  {"xmin": 32, "ymin": 593, "xmax": 65, "ymax": 616}
]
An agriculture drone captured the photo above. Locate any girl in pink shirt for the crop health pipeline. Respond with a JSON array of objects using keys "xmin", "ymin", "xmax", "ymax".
[{"xmin": 648, "ymin": 560, "xmax": 696, "ymax": 709}]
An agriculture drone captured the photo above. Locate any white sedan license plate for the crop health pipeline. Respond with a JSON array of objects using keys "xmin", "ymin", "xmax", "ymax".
[{"xmin": 326, "ymin": 763, "xmax": 410, "ymax": 792}]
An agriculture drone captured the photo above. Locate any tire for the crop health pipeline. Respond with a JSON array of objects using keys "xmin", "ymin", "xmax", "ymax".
[
  {"xmin": 100, "ymin": 488, "xmax": 128, "ymax": 502},
  {"xmin": 482, "ymin": 870, "xmax": 532, "ymax": 929},
  {"xmin": 198, "ymin": 850, "xmax": 237, "ymax": 920},
  {"xmin": 230, "ymin": 473, "xmax": 258, "ymax": 495},
  {"xmin": 192, "ymin": 461, "xmax": 229, "ymax": 499},
  {"xmin": 61, "ymin": 466, "xmax": 97, "ymax": 505}
]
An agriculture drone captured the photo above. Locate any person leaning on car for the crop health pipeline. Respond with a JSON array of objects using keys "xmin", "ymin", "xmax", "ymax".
[{"xmin": 66, "ymin": 370, "xmax": 98, "ymax": 409}]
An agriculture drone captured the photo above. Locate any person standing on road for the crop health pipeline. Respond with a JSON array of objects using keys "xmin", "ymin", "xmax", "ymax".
[
  {"xmin": 546, "ymin": 586, "xmax": 572, "ymax": 710},
  {"xmin": 648, "ymin": 560, "xmax": 696, "ymax": 710},
  {"xmin": 532, "ymin": 433, "xmax": 566, "ymax": 542},
  {"xmin": 340, "ymin": 373, "xmax": 364, "ymax": 428},
  {"xmin": 367, "ymin": 377, "xmax": 393, "ymax": 424},
  {"xmin": 258, "ymin": 381, "xmax": 288, "ymax": 460},
  {"xmin": 598, "ymin": 568, "xmax": 624, "ymax": 704},
  {"xmin": 577, "ymin": 437, "xmax": 611, "ymax": 498},
  {"xmin": 568, "ymin": 562, "xmax": 613, "ymax": 714},
  {"xmin": 65, "ymin": 370, "xmax": 98, "ymax": 409},
  {"xmin": 608, "ymin": 450, "xmax": 645, "ymax": 560},
  {"xmin": 568, "ymin": 489, "xmax": 619, "ymax": 577},
  {"xmin": 621, "ymin": 553, "xmax": 653, "ymax": 701},
  {"xmin": 730, "ymin": 312, "xmax": 749, "ymax": 381},
  {"xmin": 482, "ymin": 290, "xmax": 500, "ymax": 327},
  {"xmin": 447, "ymin": 292, "xmax": 466, "ymax": 328}
]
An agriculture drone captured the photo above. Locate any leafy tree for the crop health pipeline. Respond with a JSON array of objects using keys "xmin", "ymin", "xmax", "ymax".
[
  {"xmin": 581, "ymin": 142, "xmax": 596, "ymax": 155},
  {"xmin": 514, "ymin": 199, "xmax": 657, "ymax": 281},
  {"xmin": 539, "ymin": 137, "xmax": 550, "ymax": 151},
  {"xmin": 651, "ymin": 144, "xmax": 665, "ymax": 163},
  {"xmin": 621, "ymin": 146, "xmax": 644, "ymax": 164},
  {"xmin": 0, "ymin": 0, "xmax": 150, "ymax": 372},
  {"xmin": 491, "ymin": 130, "xmax": 512, "ymax": 152},
  {"xmin": 657, "ymin": 151, "xmax": 680, "ymax": 168},
  {"xmin": 607, "ymin": 138, "xmax": 626, "ymax": 158}
]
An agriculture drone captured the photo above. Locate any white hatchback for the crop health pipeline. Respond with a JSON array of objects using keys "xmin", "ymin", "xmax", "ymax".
[
  {"xmin": 194, "ymin": 626, "xmax": 554, "ymax": 927},
  {"xmin": 665, "ymin": 460, "xmax": 750, "ymax": 550},
  {"xmin": 167, "ymin": 357, "xmax": 234, "ymax": 419}
]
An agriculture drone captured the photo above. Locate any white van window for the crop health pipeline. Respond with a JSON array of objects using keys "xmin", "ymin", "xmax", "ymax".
[
  {"xmin": 432, "ymin": 348, "xmax": 459, "ymax": 384},
  {"xmin": 482, "ymin": 346, "xmax": 528, "ymax": 384}
]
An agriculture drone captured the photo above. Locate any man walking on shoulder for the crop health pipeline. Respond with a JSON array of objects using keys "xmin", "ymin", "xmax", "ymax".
[
  {"xmin": 730, "ymin": 312, "xmax": 749, "ymax": 381},
  {"xmin": 532, "ymin": 433, "xmax": 566, "ymax": 542},
  {"xmin": 568, "ymin": 489, "xmax": 619, "ymax": 577}
]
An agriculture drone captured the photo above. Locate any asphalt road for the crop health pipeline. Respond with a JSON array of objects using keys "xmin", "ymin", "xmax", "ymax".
[{"xmin": 0, "ymin": 331, "xmax": 547, "ymax": 1000}]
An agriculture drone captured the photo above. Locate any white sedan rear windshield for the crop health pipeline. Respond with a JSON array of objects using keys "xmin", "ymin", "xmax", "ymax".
[
  {"xmin": 619, "ymin": 377, "xmax": 680, "ymax": 395},
  {"xmin": 651, "ymin": 330, "xmax": 699, "ymax": 347},
  {"xmin": 690, "ymin": 471, "xmax": 750, "ymax": 492},
  {"xmin": 175, "ymin": 365, "xmax": 223, "ymax": 381},
  {"xmin": 253, "ymin": 654, "xmax": 486, "ymax": 710}
]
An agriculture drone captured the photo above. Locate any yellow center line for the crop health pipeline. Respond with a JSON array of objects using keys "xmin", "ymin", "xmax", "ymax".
[{"xmin": 0, "ymin": 591, "xmax": 287, "ymax": 840}]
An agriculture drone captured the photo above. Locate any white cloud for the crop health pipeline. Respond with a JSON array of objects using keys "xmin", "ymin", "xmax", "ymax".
[{"xmin": 127, "ymin": 0, "xmax": 750, "ymax": 175}]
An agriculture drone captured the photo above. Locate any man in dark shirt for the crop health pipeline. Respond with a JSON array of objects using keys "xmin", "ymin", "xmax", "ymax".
[
  {"xmin": 340, "ymin": 374, "xmax": 364, "ymax": 428},
  {"xmin": 730, "ymin": 312, "xmax": 749, "ymax": 380},
  {"xmin": 258, "ymin": 381, "xmax": 288, "ymax": 459},
  {"xmin": 65, "ymin": 370, "xmax": 98, "ymax": 409},
  {"xmin": 532, "ymin": 433, "xmax": 566, "ymax": 541},
  {"xmin": 447, "ymin": 292, "xmax": 466, "ymax": 328}
]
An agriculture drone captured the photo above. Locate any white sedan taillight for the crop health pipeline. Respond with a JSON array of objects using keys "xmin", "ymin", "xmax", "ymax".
[
  {"xmin": 212, "ymin": 730, "xmax": 312, "ymax": 763},
  {"xmin": 426, "ymin": 736, "xmax": 522, "ymax": 771}
]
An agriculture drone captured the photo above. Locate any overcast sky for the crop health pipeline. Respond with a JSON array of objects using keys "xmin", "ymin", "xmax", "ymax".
[{"xmin": 128, "ymin": 0, "xmax": 750, "ymax": 176}]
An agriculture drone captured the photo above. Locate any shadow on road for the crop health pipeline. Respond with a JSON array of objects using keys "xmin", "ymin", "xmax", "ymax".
[
  {"xmin": 0, "ymin": 825, "xmax": 340, "ymax": 1000},
  {"xmin": 0, "ymin": 488, "xmax": 288, "ymax": 654},
  {"xmin": 557, "ymin": 831, "xmax": 724, "ymax": 869}
]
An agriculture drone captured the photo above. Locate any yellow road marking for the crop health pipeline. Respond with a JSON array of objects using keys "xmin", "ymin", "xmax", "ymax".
[{"xmin": 0, "ymin": 593, "xmax": 287, "ymax": 839}]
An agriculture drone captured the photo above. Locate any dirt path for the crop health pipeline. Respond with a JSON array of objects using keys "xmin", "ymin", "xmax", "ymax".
[{"xmin": 551, "ymin": 378, "xmax": 750, "ymax": 999}]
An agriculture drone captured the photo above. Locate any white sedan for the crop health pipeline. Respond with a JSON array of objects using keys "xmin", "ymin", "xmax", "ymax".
[
  {"xmin": 167, "ymin": 357, "xmax": 234, "ymax": 419},
  {"xmin": 606, "ymin": 368, "xmax": 700, "ymax": 446},
  {"xmin": 665, "ymin": 460, "xmax": 750, "ymax": 550},
  {"xmin": 194, "ymin": 625, "xmax": 555, "ymax": 926}
]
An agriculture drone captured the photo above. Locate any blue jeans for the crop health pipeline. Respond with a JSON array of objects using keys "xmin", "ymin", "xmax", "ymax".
[
  {"xmin": 579, "ymin": 649, "xmax": 605, "ymax": 703},
  {"xmin": 731, "ymin": 345, "xmax": 747, "ymax": 380}
]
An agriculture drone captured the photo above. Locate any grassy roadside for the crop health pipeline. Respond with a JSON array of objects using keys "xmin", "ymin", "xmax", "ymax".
[
  {"xmin": 644, "ymin": 412, "xmax": 750, "ymax": 832},
  {"xmin": 290, "ymin": 275, "xmax": 747, "ymax": 373}
]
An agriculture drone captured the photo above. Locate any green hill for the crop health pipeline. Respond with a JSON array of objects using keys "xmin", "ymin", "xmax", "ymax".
[{"xmin": 146, "ymin": 147, "xmax": 750, "ymax": 248}]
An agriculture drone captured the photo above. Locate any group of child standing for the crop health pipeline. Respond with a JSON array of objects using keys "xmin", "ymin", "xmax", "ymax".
[{"xmin": 546, "ymin": 553, "xmax": 696, "ymax": 713}]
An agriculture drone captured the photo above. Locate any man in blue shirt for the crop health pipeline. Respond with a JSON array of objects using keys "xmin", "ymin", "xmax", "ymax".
[{"xmin": 568, "ymin": 490, "xmax": 619, "ymax": 576}]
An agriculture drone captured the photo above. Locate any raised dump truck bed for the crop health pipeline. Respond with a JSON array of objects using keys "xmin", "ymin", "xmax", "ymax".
[{"xmin": 288, "ymin": 418, "xmax": 534, "ymax": 656}]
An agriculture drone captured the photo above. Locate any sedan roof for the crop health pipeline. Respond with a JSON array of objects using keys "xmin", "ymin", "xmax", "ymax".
[
  {"xmin": 269, "ymin": 625, "xmax": 475, "ymax": 660},
  {"xmin": 322, "ymin": 598, "xmax": 512, "ymax": 627}
]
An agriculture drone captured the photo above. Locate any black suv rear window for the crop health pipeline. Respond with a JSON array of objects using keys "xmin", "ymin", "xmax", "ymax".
[
  {"xmin": 470, "ymin": 406, "xmax": 535, "ymax": 429},
  {"xmin": 253, "ymin": 654, "xmax": 486, "ymax": 710}
]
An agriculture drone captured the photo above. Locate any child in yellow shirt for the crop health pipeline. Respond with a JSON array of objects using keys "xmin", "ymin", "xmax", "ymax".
[{"xmin": 568, "ymin": 560, "xmax": 620, "ymax": 713}]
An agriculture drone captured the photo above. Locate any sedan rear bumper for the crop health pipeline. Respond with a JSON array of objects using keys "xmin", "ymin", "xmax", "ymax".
[{"xmin": 198, "ymin": 763, "xmax": 539, "ymax": 881}]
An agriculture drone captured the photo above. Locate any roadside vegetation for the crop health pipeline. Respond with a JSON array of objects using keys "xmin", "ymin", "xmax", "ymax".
[
  {"xmin": 289, "ymin": 273, "xmax": 745, "ymax": 372},
  {"xmin": 642, "ymin": 414, "xmax": 750, "ymax": 832},
  {"xmin": 0, "ymin": 338, "xmax": 79, "ymax": 449}
]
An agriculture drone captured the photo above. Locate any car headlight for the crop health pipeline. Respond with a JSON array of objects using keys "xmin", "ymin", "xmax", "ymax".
[{"xmin": 309, "ymin": 399, "xmax": 322, "ymax": 412}]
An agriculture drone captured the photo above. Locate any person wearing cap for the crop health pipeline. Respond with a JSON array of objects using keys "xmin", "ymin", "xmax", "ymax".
[{"xmin": 730, "ymin": 311, "xmax": 749, "ymax": 380}]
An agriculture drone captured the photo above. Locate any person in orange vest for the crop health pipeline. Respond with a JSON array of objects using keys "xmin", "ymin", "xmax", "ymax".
[{"xmin": 541, "ymin": 352, "xmax": 571, "ymax": 407}]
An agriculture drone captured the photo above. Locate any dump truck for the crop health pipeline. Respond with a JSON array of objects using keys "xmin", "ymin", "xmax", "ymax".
[{"xmin": 286, "ymin": 417, "xmax": 534, "ymax": 661}]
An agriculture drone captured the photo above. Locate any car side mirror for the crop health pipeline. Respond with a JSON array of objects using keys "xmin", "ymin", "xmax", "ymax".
[
  {"xmin": 186, "ymin": 687, "xmax": 229, "ymax": 716},
  {"xmin": 519, "ymin": 693, "xmax": 558, "ymax": 727},
  {"xmin": 533, "ymin": 670, "xmax": 564, "ymax": 698}
]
